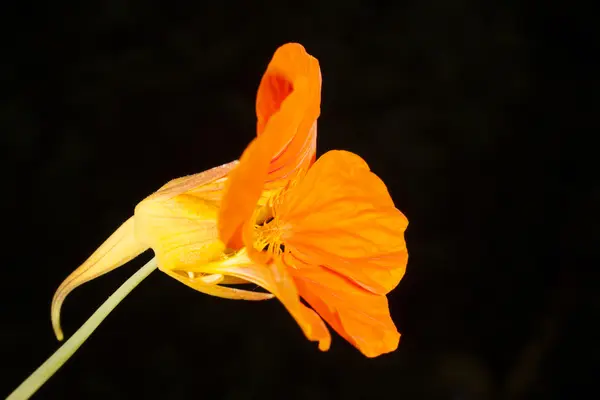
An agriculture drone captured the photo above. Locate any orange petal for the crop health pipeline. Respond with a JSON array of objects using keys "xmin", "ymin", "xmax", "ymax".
[
  {"xmin": 188, "ymin": 249, "xmax": 331, "ymax": 351},
  {"xmin": 51, "ymin": 217, "xmax": 148, "ymax": 340},
  {"xmin": 276, "ymin": 150, "xmax": 409, "ymax": 295},
  {"xmin": 257, "ymin": 44, "xmax": 320, "ymax": 184},
  {"xmin": 290, "ymin": 259, "xmax": 400, "ymax": 357},
  {"xmin": 219, "ymin": 43, "xmax": 321, "ymax": 249}
]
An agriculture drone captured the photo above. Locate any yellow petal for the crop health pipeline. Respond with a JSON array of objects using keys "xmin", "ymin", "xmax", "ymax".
[
  {"xmin": 134, "ymin": 162, "xmax": 240, "ymax": 271},
  {"xmin": 51, "ymin": 217, "xmax": 148, "ymax": 340},
  {"xmin": 135, "ymin": 192, "xmax": 226, "ymax": 271},
  {"xmin": 52, "ymin": 162, "xmax": 239, "ymax": 341}
]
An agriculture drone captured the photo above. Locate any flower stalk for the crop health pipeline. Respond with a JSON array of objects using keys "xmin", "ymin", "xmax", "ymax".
[{"xmin": 7, "ymin": 257, "xmax": 158, "ymax": 400}]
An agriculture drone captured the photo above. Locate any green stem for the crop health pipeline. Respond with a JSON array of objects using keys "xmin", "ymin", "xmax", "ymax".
[{"xmin": 6, "ymin": 257, "xmax": 158, "ymax": 400}]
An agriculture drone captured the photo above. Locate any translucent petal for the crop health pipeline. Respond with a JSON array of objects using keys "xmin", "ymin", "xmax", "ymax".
[
  {"xmin": 146, "ymin": 161, "xmax": 237, "ymax": 203},
  {"xmin": 162, "ymin": 268, "xmax": 274, "ymax": 301}
]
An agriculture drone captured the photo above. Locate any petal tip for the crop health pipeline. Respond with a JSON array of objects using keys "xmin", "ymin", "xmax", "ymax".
[
  {"xmin": 318, "ymin": 337, "xmax": 331, "ymax": 352},
  {"xmin": 361, "ymin": 330, "xmax": 401, "ymax": 358},
  {"xmin": 51, "ymin": 304, "xmax": 65, "ymax": 342}
]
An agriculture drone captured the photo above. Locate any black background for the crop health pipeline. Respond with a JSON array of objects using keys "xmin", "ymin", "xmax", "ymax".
[{"xmin": 1, "ymin": 2, "xmax": 597, "ymax": 399}]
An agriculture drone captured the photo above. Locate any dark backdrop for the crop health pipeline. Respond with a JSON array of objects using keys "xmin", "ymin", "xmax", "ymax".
[{"xmin": 1, "ymin": 2, "xmax": 596, "ymax": 399}]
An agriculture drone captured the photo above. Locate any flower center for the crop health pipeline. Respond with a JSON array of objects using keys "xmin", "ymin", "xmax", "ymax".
[
  {"xmin": 250, "ymin": 187, "xmax": 292, "ymax": 260},
  {"xmin": 254, "ymin": 216, "xmax": 287, "ymax": 258}
]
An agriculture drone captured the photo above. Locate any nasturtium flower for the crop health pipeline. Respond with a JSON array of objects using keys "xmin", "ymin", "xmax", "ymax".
[
  {"xmin": 219, "ymin": 146, "xmax": 408, "ymax": 357},
  {"xmin": 51, "ymin": 43, "xmax": 408, "ymax": 358}
]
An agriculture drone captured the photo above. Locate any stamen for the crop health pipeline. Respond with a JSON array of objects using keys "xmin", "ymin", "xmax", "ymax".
[
  {"xmin": 250, "ymin": 183, "xmax": 295, "ymax": 259},
  {"xmin": 254, "ymin": 218, "xmax": 288, "ymax": 258}
]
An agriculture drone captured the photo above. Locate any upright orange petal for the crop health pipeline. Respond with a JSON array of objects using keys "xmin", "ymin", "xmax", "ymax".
[
  {"xmin": 275, "ymin": 150, "xmax": 409, "ymax": 295},
  {"xmin": 257, "ymin": 44, "xmax": 320, "ymax": 184},
  {"xmin": 219, "ymin": 43, "xmax": 321, "ymax": 249}
]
